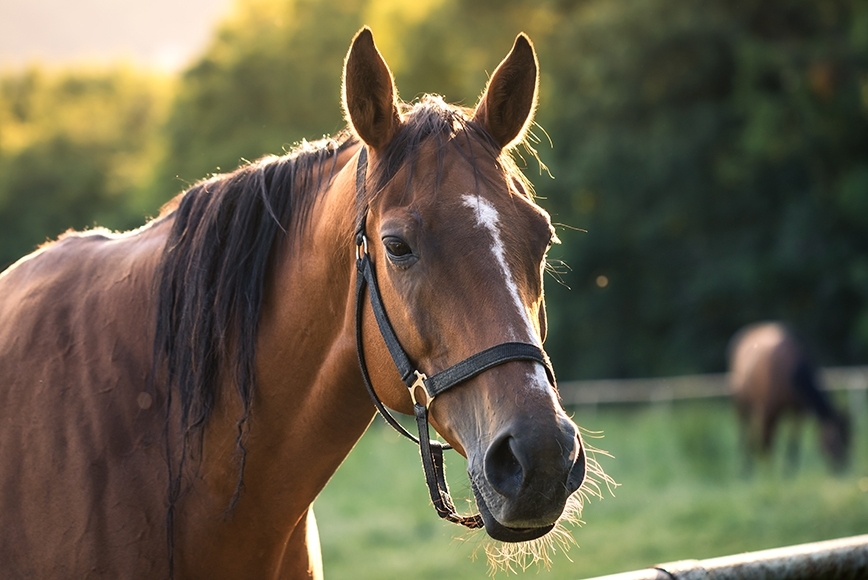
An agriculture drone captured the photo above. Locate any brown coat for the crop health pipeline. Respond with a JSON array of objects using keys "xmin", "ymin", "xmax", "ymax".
[{"xmin": 728, "ymin": 322, "xmax": 849, "ymax": 471}]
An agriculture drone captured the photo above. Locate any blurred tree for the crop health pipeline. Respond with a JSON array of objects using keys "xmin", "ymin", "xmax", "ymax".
[
  {"xmin": 535, "ymin": 0, "xmax": 868, "ymax": 377},
  {"xmin": 3, "ymin": 0, "xmax": 866, "ymax": 379},
  {"xmin": 155, "ymin": 0, "xmax": 367, "ymax": 189},
  {"xmin": 0, "ymin": 67, "xmax": 171, "ymax": 269},
  {"xmin": 153, "ymin": 0, "xmax": 558, "ymax": 189}
]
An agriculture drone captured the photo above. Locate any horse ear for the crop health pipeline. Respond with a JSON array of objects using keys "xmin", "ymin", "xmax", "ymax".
[
  {"xmin": 342, "ymin": 27, "xmax": 401, "ymax": 150},
  {"xmin": 472, "ymin": 33, "xmax": 539, "ymax": 150}
]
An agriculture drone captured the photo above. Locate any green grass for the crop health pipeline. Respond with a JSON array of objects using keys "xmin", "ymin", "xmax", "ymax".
[{"xmin": 315, "ymin": 397, "xmax": 868, "ymax": 579}]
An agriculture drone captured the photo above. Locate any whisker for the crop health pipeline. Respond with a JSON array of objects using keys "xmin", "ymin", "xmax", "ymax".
[{"xmin": 453, "ymin": 440, "xmax": 617, "ymax": 575}]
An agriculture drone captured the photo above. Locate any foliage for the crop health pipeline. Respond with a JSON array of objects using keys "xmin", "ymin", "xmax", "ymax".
[
  {"xmin": 1, "ymin": 0, "xmax": 867, "ymax": 378},
  {"xmin": 535, "ymin": 0, "xmax": 868, "ymax": 378},
  {"xmin": 0, "ymin": 66, "xmax": 171, "ymax": 269},
  {"xmin": 155, "ymin": 0, "xmax": 367, "ymax": 187}
]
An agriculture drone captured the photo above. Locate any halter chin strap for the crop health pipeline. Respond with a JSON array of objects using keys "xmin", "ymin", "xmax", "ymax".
[{"xmin": 353, "ymin": 146, "xmax": 557, "ymax": 529}]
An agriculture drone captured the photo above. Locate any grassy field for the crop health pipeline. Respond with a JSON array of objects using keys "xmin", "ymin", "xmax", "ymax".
[{"xmin": 315, "ymin": 396, "xmax": 868, "ymax": 579}]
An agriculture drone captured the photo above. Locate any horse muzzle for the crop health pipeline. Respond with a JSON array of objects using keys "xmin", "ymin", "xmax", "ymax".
[{"xmin": 470, "ymin": 418, "xmax": 586, "ymax": 542}]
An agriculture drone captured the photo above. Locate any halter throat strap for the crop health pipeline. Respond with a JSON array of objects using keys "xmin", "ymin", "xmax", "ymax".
[{"xmin": 352, "ymin": 145, "xmax": 556, "ymax": 529}]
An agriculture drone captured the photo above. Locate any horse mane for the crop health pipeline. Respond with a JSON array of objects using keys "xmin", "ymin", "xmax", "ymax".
[
  {"xmin": 151, "ymin": 96, "xmax": 535, "ymax": 532},
  {"xmin": 151, "ymin": 132, "xmax": 355, "ymax": 550}
]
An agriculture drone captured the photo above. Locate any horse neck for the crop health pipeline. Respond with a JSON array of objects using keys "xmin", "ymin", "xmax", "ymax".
[{"xmin": 206, "ymin": 145, "xmax": 373, "ymax": 512}]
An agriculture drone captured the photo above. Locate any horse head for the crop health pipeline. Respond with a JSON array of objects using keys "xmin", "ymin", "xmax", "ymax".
[
  {"xmin": 821, "ymin": 412, "xmax": 851, "ymax": 472},
  {"xmin": 343, "ymin": 28, "xmax": 587, "ymax": 545}
]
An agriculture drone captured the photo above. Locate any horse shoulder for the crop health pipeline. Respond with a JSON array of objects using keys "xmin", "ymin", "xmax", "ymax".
[{"xmin": 730, "ymin": 326, "xmax": 783, "ymax": 410}]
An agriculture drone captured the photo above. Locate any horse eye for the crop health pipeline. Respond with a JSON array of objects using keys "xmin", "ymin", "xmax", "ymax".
[{"xmin": 383, "ymin": 236, "xmax": 413, "ymax": 259}]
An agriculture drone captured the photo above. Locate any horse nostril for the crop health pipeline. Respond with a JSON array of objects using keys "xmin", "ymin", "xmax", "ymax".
[
  {"xmin": 484, "ymin": 434, "xmax": 525, "ymax": 499},
  {"xmin": 566, "ymin": 439, "xmax": 586, "ymax": 495}
]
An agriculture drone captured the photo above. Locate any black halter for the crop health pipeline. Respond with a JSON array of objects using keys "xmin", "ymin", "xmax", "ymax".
[{"xmin": 353, "ymin": 147, "xmax": 557, "ymax": 529}]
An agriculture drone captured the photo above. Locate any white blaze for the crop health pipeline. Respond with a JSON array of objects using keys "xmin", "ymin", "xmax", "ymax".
[
  {"xmin": 462, "ymin": 195, "xmax": 554, "ymax": 394},
  {"xmin": 461, "ymin": 195, "xmax": 537, "ymax": 344}
]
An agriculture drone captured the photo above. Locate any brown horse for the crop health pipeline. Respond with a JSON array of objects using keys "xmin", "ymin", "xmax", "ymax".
[
  {"xmin": 728, "ymin": 321, "xmax": 850, "ymax": 473},
  {"xmin": 0, "ymin": 29, "xmax": 598, "ymax": 578}
]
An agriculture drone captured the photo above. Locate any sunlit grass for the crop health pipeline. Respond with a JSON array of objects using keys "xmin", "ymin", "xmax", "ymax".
[{"xmin": 316, "ymin": 396, "xmax": 868, "ymax": 579}]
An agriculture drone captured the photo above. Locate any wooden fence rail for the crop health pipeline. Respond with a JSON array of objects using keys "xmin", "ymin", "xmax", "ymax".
[
  {"xmin": 580, "ymin": 534, "xmax": 868, "ymax": 580},
  {"xmin": 558, "ymin": 366, "xmax": 868, "ymax": 407}
]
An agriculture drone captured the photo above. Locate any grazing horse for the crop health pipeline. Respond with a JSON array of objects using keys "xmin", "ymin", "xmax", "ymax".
[
  {"xmin": 728, "ymin": 321, "xmax": 850, "ymax": 473},
  {"xmin": 0, "ymin": 28, "xmax": 595, "ymax": 578}
]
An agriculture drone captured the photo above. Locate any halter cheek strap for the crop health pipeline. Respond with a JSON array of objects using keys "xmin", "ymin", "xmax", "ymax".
[{"xmin": 353, "ymin": 146, "xmax": 556, "ymax": 529}]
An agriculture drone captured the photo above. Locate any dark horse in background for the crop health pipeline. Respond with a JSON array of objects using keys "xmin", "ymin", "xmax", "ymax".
[
  {"xmin": 728, "ymin": 321, "xmax": 850, "ymax": 473},
  {"xmin": 0, "ymin": 28, "xmax": 600, "ymax": 578}
]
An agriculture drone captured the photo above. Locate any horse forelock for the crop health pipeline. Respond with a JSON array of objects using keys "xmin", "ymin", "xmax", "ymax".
[{"xmin": 365, "ymin": 95, "xmax": 538, "ymax": 213}]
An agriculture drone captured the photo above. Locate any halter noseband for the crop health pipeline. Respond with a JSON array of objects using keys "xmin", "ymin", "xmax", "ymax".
[{"xmin": 353, "ymin": 147, "xmax": 557, "ymax": 529}]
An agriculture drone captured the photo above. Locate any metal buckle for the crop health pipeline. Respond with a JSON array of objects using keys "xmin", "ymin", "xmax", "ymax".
[
  {"xmin": 409, "ymin": 370, "xmax": 433, "ymax": 408},
  {"xmin": 356, "ymin": 235, "xmax": 369, "ymax": 261}
]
